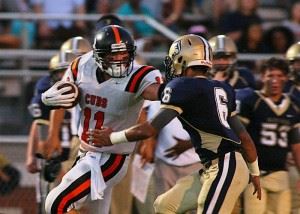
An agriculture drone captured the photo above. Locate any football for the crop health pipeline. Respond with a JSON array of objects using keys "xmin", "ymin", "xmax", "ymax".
[{"xmin": 57, "ymin": 82, "xmax": 80, "ymax": 108}]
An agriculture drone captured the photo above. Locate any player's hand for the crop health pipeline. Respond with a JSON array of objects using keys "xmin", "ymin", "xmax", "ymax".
[
  {"xmin": 250, "ymin": 175, "xmax": 261, "ymax": 200},
  {"xmin": 87, "ymin": 127, "xmax": 113, "ymax": 147},
  {"xmin": 138, "ymin": 140, "xmax": 156, "ymax": 167},
  {"xmin": 44, "ymin": 136, "xmax": 62, "ymax": 160},
  {"xmin": 164, "ymin": 137, "xmax": 192, "ymax": 160},
  {"xmin": 26, "ymin": 155, "xmax": 40, "ymax": 173},
  {"xmin": 0, "ymin": 170, "xmax": 10, "ymax": 182},
  {"xmin": 41, "ymin": 81, "xmax": 76, "ymax": 107}
]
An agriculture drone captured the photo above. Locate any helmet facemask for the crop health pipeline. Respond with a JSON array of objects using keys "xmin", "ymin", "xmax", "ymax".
[
  {"xmin": 289, "ymin": 59, "xmax": 300, "ymax": 84},
  {"xmin": 210, "ymin": 53, "xmax": 237, "ymax": 78},
  {"xmin": 208, "ymin": 35, "xmax": 238, "ymax": 78},
  {"xmin": 94, "ymin": 49, "xmax": 134, "ymax": 78},
  {"xmin": 164, "ymin": 55, "xmax": 187, "ymax": 82}
]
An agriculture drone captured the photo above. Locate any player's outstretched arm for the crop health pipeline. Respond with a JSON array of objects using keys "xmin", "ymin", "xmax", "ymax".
[
  {"xmin": 26, "ymin": 120, "xmax": 40, "ymax": 173},
  {"xmin": 43, "ymin": 109, "xmax": 65, "ymax": 159},
  {"xmin": 228, "ymin": 115, "xmax": 261, "ymax": 200},
  {"xmin": 89, "ymin": 108, "xmax": 179, "ymax": 147}
]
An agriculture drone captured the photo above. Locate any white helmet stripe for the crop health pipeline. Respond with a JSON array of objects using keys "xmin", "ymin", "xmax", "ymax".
[
  {"xmin": 218, "ymin": 35, "xmax": 225, "ymax": 51},
  {"xmin": 201, "ymin": 36, "xmax": 211, "ymax": 62}
]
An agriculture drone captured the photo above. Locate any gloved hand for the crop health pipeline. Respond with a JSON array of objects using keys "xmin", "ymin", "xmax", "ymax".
[
  {"xmin": 42, "ymin": 156, "xmax": 62, "ymax": 183},
  {"xmin": 41, "ymin": 81, "xmax": 77, "ymax": 107}
]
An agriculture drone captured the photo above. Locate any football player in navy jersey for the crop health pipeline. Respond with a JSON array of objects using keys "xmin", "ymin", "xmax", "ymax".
[
  {"xmin": 285, "ymin": 41, "xmax": 300, "ymax": 98},
  {"xmin": 208, "ymin": 35, "xmax": 257, "ymax": 89},
  {"xmin": 236, "ymin": 57, "xmax": 300, "ymax": 214},
  {"xmin": 90, "ymin": 34, "xmax": 261, "ymax": 214},
  {"xmin": 285, "ymin": 41, "xmax": 300, "ymax": 214}
]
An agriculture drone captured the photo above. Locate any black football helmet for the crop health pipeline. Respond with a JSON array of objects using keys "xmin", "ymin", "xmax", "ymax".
[
  {"xmin": 93, "ymin": 25, "xmax": 136, "ymax": 78},
  {"xmin": 95, "ymin": 14, "xmax": 123, "ymax": 31}
]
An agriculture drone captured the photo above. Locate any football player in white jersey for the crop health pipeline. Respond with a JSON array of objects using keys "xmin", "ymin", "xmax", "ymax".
[{"xmin": 41, "ymin": 25, "xmax": 163, "ymax": 214}]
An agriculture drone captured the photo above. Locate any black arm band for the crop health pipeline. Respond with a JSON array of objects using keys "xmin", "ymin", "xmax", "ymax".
[
  {"xmin": 151, "ymin": 108, "xmax": 178, "ymax": 131},
  {"xmin": 157, "ymin": 83, "xmax": 166, "ymax": 100},
  {"xmin": 288, "ymin": 127, "xmax": 300, "ymax": 145}
]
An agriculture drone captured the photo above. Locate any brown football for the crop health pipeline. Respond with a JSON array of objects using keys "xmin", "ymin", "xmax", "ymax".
[{"xmin": 57, "ymin": 82, "xmax": 80, "ymax": 108}]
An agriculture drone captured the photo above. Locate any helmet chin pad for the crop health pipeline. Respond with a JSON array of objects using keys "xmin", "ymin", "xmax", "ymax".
[
  {"xmin": 95, "ymin": 58, "xmax": 132, "ymax": 78},
  {"xmin": 104, "ymin": 63, "xmax": 129, "ymax": 78}
]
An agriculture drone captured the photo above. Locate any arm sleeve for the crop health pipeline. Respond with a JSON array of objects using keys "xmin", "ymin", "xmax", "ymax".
[
  {"xmin": 160, "ymin": 79, "xmax": 192, "ymax": 114},
  {"xmin": 289, "ymin": 126, "xmax": 300, "ymax": 145},
  {"xmin": 135, "ymin": 68, "xmax": 163, "ymax": 98}
]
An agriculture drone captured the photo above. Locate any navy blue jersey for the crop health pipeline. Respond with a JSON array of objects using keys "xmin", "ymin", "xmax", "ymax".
[
  {"xmin": 284, "ymin": 79, "xmax": 300, "ymax": 99},
  {"xmin": 161, "ymin": 77, "xmax": 241, "ymax": 163},
  {"xmin": 236, "ymin": 88, "xmax": 300, "ymax": 171},
  {"xmin": 28, "ymin": 75, "xmax": 53, "ymax": 120},
  {"xmin": 227, "ymin": 67, "xmax": 256, "ymax": 89}
]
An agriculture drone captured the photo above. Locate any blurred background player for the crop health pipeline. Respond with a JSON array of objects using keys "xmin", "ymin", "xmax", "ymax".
[
  {"xmin": 0, "ymin": 154, "xmax": 20, "ymax": 197},
  {"xmin": 285, "ymin": 41, "xmax": 300, "ymax": 98},
  {"xmin": 208, "ymin": 34, "xmax": 257, "ymax": 213},
  {"xmin": 208, "ymin": 34, "xmax": 257, "ymax": 89},
  {"xmin": 26, "ymin": 51, "xmax": 76, "ymax": 214},
  {"xmin": 236, "ymin": 57, "xmax": 300, "ymax": 214},
  {"xmin": 285, "ymin": 41, "xmax": 300, "ymax": 214}
]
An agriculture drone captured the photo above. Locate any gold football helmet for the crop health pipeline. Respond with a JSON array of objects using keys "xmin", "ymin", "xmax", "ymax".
[
  {"xmin": 286, "ymin": 42, "xmax": 300, "ymax": 82},
  {"xmin": 49, "ymin": 51, "xmax": 77, "ymax": 82},
  {"xmin": 60, "ymin": 36, "xmax": 92, "ymax": 56},
  {"xmin": 286, "ymin": 42, "xmax": 300, "ymax": 61},
  {"xmin": 165, "ymin": 34, "xmax": 212, "ymax": 81},
  {"xmin": 208, "ymin": 35, "xmax": 237, "ymax": 57}
]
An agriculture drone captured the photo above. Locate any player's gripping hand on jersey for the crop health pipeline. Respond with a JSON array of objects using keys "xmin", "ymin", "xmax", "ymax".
[
  {"xmin": 41, "ymin": 81, "xmax": 77, "ymax": 107},
  {"xmin": 87, "ymin": 128, "xmax": 114, "ymax": 147}
]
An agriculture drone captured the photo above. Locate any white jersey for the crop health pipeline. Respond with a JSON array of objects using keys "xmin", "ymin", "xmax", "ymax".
[
  {"xmin": 144, "ymin": 100, "xmax": 200, "ymax": 166},
  {"xmin": 63, "ymin": 51, "xmax": 162, "ymax": 154},
  {"xmin": 70, "ymin": 105, "xmax": 81, "ymax": 136}
]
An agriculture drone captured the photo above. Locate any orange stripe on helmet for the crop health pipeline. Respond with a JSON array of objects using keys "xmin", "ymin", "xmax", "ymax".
[{"xmin": 111, "ymin": 26, "xmax": 121, "ymax": 44}]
